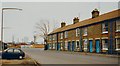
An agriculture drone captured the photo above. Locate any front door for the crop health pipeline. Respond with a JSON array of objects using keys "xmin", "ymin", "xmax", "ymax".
[
  {"xmin": 96, "ymin": 40, "xmax": 100, "ymax": 53},
  {"xmin": 89, "ymin": 40, "xmax": 93, "ymax": 52},
  {"xmin": 68, "ymin": 42, "xmax": 71, "ymax": 51},
  {"xmin": 57, "ymin": 43, "xmax": 60, "ymax": 51},
  {"xmin": 72, "ymin": 41, "xmax": 75, "ymax": 51}
]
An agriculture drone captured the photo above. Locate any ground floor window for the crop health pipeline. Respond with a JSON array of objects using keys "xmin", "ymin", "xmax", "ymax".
[
  {"xmin": 76, "ymin": 41, "xmax": 80, "ymax": 48},
  {"xmin": 83, "ymin": 39, "xmax": 88, "ymax": 51},
  {"xmin": 53, "ymin": 43, "xmax": 55, "ymax": 49},
  {"xmin": 116, "ymin": 38, "xmax": 120, "ymax": 50},
  {"xmin": 102, "ymin": 39, "xmax": 108, "ymax": 50},
  {"xmin": 65, "ymin": 41, "xmax": 68, "ymax": 50},
  {"xmin": 60, "ymin": 43, "xmax": 63, "ymax": 50},
  {"xmin": 55, "ymin": 43, "xmax": 57, "ymax": 50}
]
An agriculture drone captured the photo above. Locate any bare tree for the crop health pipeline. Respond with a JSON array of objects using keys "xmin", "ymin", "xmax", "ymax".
[{"xmin": 35, "ymin": 19, "xmax": 50, "ymax": 45}]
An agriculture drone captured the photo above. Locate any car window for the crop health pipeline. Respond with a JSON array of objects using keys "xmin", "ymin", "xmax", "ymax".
[
  {"xmin": 14, "ymin": 49, "xmax": 21, "ymax": 53},
  {"xmin": 7, "ymin": 49, "xmax": 13, "ymax": 53}
]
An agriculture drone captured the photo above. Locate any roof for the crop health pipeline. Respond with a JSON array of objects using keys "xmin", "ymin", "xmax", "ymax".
[{"xmin": 49, "ymin": 9, "xmax": 120, "ymax": 35}]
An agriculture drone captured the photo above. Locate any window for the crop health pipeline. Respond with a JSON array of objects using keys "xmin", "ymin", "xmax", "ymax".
[
  {"xmin": 60, "ymin": 43, "xmax": 63, "ymax": 49},
  {"xmin": 65, "ymin": 31, "xmax": 68, "ymax": 38},
  {"xmin": 116, "ymin": 38, "xmax": 120, "ymax": 50},
  {"xmin": 60, "ymin": 33, "xmax": 63, "ymax": 39},
  {"xmin": 49, "ymin": 35, "xmax": 52, "ymax": 41},
  {"xmin": 116, "ymin": 20, "xmax": 120, "ymax": 32},
  {"xmin": 76, "ymin": 28, "xmax": 80, "ymax": 37},
  {"xmin": 102, "ymin": 39, "xmax": 108, "ymax": 50},
  {"xmin": 7, "ymin": 49, "xmax": 13, "ymax": 53},
  {"xmin": 83, "ymin": 39, "xmax": 88, "ymax": 50},
  {"xmin": 102, "ymin": 22, "xmax": 108, "ymax": 33},
  {"xmin": 65, "ymin": 41, "xmax": 68, "ymax": 50},
  {"xmin": 76, "ymin": 41, "xmax": 80, "ymax": 48},
  {"xmin": 53, "ymin": 34, "xmax": 56, "ymax": 40},
  {"xmin": 83, "ymin": 28, "xmax": 87, "ymax": 36},
  {"xmin": 49, "ymin": 44, "xmax": 52, "ymax": 49},
  {"xmin": 14, "ymin": 49, "xmax": 20, "ymax": 53},
  {"xmin": 53, "ymin": 44, "xmax": 55, "ymax": 49}
]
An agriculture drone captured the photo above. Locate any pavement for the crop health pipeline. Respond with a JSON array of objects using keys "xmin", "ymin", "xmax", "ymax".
[
  {"xmin": 0, "ymin": 53, "xmax": 41, "ymax": 66},
  {"xmin": 49, "ymin": 50, "xmax": 120, "ymax": 58}
]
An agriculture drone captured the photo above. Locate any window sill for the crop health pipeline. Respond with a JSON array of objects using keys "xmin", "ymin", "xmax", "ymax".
[
  {"xmin": 116, "ymin": 49, "xmax": 120, "ymax": 51},
  {"xmin": 102, "ymin": 48, "xmax": 108, "ymax": 50},
  {"xmin": 83, "ymin": 34, "xmax": 87, "ymax": 36},
  {"xmin": 116, "ymin": 30, "xmax": 120, "ymax": 32},
  {"xmin": 102, "ymin": 31, "xmax": 108, "ymax": 34}
]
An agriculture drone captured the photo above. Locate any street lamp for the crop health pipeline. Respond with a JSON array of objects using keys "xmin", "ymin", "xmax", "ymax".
[{"xmin": 1, "ymin": 8, "xmax": 22, "ymax": 51}]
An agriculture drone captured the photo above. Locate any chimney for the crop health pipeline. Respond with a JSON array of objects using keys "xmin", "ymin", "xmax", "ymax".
[
  {"xmin": 73, "ymin": 17, "xmax": 79, "ymax": 24},
  {"xmin": 61, "ymin": 22, "xmax": 66, "ymax": 27},
  {"xmin": 92, "ymin": 8, "xmax": 100, "ymax": 18}
]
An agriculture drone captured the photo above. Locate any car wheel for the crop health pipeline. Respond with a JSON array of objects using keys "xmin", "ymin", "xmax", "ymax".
[{"xmin": 19, "ymin": 56, "xmax": 23, "ymax": 60}]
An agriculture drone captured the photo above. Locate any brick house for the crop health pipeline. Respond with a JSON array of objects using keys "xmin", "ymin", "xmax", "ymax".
[{"xmin": 47, "ymin": 9, "xmax": 120, "ymax": 54}]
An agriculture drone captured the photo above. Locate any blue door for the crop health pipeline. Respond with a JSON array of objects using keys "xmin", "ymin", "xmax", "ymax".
[
  {"xmin": 68, "ymin": 42, "xmax": 71, "ymax": 51},
  {"xmin": 89, "ymin": 40, "xmax": 93, "ymax": 52},
  {"xmin": 72, "ymin": 41, "xmax": 75, "ymax": 51},
  {"xmin": 96, "ymin": 40, "xmax": 100, "ymax": 53},
  {"xmin": 57, "ymin": 43, "xmax": 60, "ymax": 51}
]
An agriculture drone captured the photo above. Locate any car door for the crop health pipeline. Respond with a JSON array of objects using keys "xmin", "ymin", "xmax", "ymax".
[
  {"xmin": 5, "ymin": 49, "xmax": 14, "ymax": 59},
  {"xmin": 13, "ymin": 49, "xmax": 21, "ymax": 59}
]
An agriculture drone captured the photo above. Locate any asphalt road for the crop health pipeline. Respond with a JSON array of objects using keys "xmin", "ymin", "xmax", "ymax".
[{"xmin": 21, "ymin": 48, "xmax": 119, "ymax": 64}]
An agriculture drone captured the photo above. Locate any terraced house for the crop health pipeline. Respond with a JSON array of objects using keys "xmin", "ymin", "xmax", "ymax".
[{"xmin": 47, "ymin": 9, "xmax": 120, "ymax": 54}]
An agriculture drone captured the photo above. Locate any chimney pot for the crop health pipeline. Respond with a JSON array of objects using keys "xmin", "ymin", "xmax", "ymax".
[
  {"xmin": 61, "ymin": 22, "xmax": 66, "ymax": 27},
  {"xmin": 92, "ymin": 8, "xmax": 100, "ymax": 18},
  {"xmin": 73, "ymin": 17, "xmax": 79, "ymax": 24}
]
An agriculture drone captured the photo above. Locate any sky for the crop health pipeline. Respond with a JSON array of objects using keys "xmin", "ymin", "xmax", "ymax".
[{"xmin": 0, "ymin": 2, "xmax": 119, "ymax": 43}]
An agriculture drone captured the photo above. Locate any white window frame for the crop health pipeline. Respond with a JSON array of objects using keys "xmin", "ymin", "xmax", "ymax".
[
  {"xmin": 102, "ymin": 39, "xmax": 108, "ymax": 50},
  {"xmin": 76, "ymin": 40, "xmax": 80, "ymax": 49},
  {"xmin": 53, "ymin": 35, "xmax": 55, "ymax": 40},
  {"xmin": 83, "ymin": 28, "xmax": 87, "ymax": 36},
  {"xmin": 76, "ymin": 28, "xmax": 80, "ymax": 37},
  {"xmin": 53, "ymin": 43, "xmax": 55, "ymax": 49},
  {"xmin": 60, "ymin": 42, "xmax": 63, "ymax": 49},
  {"xmin": 116, "ymin": 20, "xmax": 120, "ymax": 32},
  {"xmin": 116, "ymin": 38, "xmax": 120, "ymax": 50},
  {"xmin": 49, "ymin": 35, "xmax": 52, "ymax": 41},
  {"xmin": 60, "ymin": 32, "xmax": 63, "ymax": 39},
  {"xmin": 65, "ymin": 41, "xmax": 68, "ymax": 50},
  {"xmin": 49, "ymin": 44, "xmax": 52, "ymax": 49},
  {"xmin": 65, "ymin": 31, "xmax": 68, "ymax": 38},
  {"xmin": 83, "ymin": 39, "xmax": 88, "ymax": 50},
  {"xmin": 102, "ymin": 22, "xmax": 108, "ymax": 34},
  {"xmin": 53, "ymin": 34, "xmax": 57, "ymax": 40}
]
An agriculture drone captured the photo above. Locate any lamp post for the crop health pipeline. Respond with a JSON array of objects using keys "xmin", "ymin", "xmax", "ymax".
[{"xmin": 1, "ymin": 8, "xmax": 22, "ymax": 51}]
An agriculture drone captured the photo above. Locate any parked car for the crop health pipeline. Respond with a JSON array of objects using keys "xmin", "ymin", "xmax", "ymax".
[{"xmin": 2, "ymin": 48, "xmax": 25, "ymax": 59}]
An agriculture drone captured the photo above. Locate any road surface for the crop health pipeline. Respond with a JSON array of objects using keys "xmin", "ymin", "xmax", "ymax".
[{"xmin": 22, "ymin": 48, "xmax": 119, "ymax": 64}]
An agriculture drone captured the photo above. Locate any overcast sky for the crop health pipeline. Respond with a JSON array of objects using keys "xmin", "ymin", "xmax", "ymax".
[{"xmin": 1, "ymin": 2, "xmax": 119, "ymax": 43}]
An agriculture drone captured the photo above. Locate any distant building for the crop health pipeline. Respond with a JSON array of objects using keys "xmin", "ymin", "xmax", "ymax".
[
  {"xmin": 47, "ymin": 9, "xmax": 120, "ymax": 54},
  {"xmin": 0, "ymin": 41, "xmax": 8, "ymax": 50}
]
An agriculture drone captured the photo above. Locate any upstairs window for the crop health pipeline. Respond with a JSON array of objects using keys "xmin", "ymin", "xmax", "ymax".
[
  {"xmin": 102, "ymin": 39, "xmax": 108, "ymax": 50},
  {"xmin": 49, "ymin": 35, "xmax": 52, "ymax": 41},
  {"xmin": 83, "ymin": 28, "xmax": 87, "ymax": 36},
  {"xmin": 116, "ymin": 20, "xmax": 120, "ymax": 32},
  {"xmin": 60, "ymin": 32, "xmax": 63, "ymax": 39},
  {"xmin": 53, "ymin": 35, "xmax": 55, "ymax": 40},
  {"xmin": 53, "ymin": 34, "xmax": 56, "ymax": 40},
  {"xmin": 102, "ymin": 22, "xmax": 108, "ymax": 33},
  {"xmin": 76, "ymin": 28, "xmax": 80, "ymax": 37},
  {"xmin": 65, "ymin": 31, "xmax": 68, "ymax": 38}
]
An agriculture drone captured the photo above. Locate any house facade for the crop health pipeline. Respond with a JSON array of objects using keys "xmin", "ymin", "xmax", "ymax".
[{"xmin": 47, "ymin": 9, "xmax": 120, "ymax": 54}]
